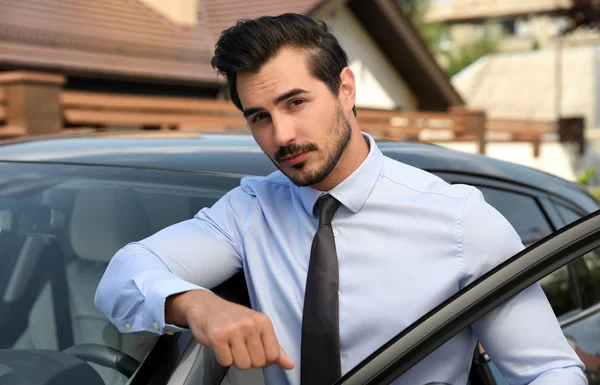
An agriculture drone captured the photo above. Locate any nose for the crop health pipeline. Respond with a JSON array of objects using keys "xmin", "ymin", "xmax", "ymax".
[{"xmin": 271, "ymin": 113, "xmax": 297, "ymax": 147}]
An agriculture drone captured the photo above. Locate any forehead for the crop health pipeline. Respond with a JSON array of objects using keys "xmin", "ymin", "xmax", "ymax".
[{"xmin": 236, "ymin": 48, "xmax": 323, "ymax": 108}]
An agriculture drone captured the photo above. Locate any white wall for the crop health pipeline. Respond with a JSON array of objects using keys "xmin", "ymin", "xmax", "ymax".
[
  {"xmin": 316, "ymin": 7, "xmax": 418, "ymax": 111},
  {"xmin": 139, "ymin": 0, "xmax": 197, "ymax": 26},
  {"xmin": 437, "ymin": 142, "xmax": 577, "ymax": 181}
]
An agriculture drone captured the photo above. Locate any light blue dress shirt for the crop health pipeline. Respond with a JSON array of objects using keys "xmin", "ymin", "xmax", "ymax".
[{"xmin": 95, "ymin": 133, "xmax": 586, "ymax": 385}]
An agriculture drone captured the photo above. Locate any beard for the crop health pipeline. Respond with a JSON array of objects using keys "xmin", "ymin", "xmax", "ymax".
[{"xmin": 270, "ymin": 105, "xmax": 352, "ymax": 187}]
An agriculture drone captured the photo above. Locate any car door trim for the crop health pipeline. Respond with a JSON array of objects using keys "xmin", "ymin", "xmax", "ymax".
[{"xmin": 337, "ymin": 211, "xmax": 600, "ymax": 385}]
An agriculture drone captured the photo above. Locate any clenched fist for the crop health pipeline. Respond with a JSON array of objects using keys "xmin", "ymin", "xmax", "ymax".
[{"xmin": 166, "ymin": 289, "xmax": 295, "ymax": 370}]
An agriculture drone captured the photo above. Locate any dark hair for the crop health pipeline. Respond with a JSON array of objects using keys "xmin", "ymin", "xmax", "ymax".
[{"xmin": 211, "ymin": 13, "xmax": 356, "ymax": 116}]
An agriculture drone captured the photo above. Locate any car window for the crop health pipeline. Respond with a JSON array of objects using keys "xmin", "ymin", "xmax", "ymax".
[
  {"xmin": 539, "ymin": 265, "xmax": 578, "ymax": 317},
  {"xmin": 557, "ymin": 204, "xmax": 584, "ymax": 225},
  {"xmin": 574, "ymin": 250, "xmax": 600, "ymax": 309},
  {"xmin": 0, "ymin": 162, "xmax": 232, "ymax": 385},
  {"xmin": 477, "ymin": 187, "xmax": 553, "ymax": 246},
  {"xmin": 339, "ymin": 212, "xmax": 600, "ymax": 385}
]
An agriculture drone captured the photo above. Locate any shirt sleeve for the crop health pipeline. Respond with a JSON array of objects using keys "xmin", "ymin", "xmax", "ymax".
[
  {"xmin": 458, "ymin": 187, "xmax": 587, "ymax": 384},
  {"xmin": 94, "ymin": 185, "xmax": 257, "ymax": 335}
]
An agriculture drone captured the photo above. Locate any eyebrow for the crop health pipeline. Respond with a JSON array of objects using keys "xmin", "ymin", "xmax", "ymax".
[{"xmin": 243, "ymin": 88, "xmax": 310, "ymax": 119}]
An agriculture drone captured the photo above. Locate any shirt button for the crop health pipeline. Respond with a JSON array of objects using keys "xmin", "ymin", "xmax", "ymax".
[
  {"xmin": 125, "ymin": 323, "xmax": 132, "ymax": 330},
  {"xmin": 153, "ymin": 322, "xmax": 160, "ymax": 330},
  {"xmin": 333, "ymin": 229, "xmax": 338, "ymax": 237}
]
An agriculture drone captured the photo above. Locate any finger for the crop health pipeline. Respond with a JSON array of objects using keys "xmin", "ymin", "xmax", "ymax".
[
  {"xmin": 230, "ymin": 337, "xmax": 252, "ymax": 370},
  {"xmin": 276, "ymin": 346, "xmax": 295, "ymax": 370},
  {"xmin": 247, "ymin": 334, "xmax": 267, "ymax": 368},
  {"xmin": 261, "ymin": 328, "xmax": 281, "ymax": 365},
  {"xmin": 213, "ymin": 343, "xmax": 233, "ymax": 367}
]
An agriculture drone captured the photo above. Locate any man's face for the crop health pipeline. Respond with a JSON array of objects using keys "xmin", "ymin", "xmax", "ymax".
[{"xmin": 237, "ymin": 47, "xmax": 352, "ymax": 187}]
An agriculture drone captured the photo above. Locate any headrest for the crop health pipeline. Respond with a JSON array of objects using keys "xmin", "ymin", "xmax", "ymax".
[{"xmin": 69, "ymin": 187, "xmax": 151, "ymax": 263}]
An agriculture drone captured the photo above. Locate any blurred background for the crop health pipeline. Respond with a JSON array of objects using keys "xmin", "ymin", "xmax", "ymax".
[{"xmin": 0, "ymin": 0, "xmax": 599, "ymax": 197}]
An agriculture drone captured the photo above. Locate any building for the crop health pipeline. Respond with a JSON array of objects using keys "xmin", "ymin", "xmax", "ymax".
[
  {"xmin": 0, "ymin": 0, "xmax": 463, "ymax": 115},
  {"xmin": 424, "ymin": 0, "xmax": 600, "ymax": 56}
]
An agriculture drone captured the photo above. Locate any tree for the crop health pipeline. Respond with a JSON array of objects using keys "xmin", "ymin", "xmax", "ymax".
[
  {"xmin": 560, "ymin": 0, "xmax": 600, "ymax": 32},
  {"xmin": 445, "ymin": 32, "xmax": 498, "ymax": 76},
  {"xmin": 398, "ymin": 0, "xmax": 498, "ymax": 76},
  {"xmin": 397, "ymin": 0, "xmax": 449, "ymax": 54}
]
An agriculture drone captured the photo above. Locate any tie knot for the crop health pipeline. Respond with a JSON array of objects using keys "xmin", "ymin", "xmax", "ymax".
[{"xmin": 315, "ymin": 194, "xmax": 340, "ymax": 226}]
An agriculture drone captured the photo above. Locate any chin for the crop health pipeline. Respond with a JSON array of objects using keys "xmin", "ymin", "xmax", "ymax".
[{"xmin": 288, "ymin": 167, "xmax": 330, "ymax": 187}]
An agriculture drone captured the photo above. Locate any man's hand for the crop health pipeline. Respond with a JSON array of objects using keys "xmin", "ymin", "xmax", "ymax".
[{"xmin": 166, "ymin": 290, "xmax": 295, "ymax": 371}]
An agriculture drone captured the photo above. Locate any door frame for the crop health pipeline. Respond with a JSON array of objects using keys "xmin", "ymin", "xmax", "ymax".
[{"xmin": 337, "ymin": 211, "xmax": 600, "ymax": 385}]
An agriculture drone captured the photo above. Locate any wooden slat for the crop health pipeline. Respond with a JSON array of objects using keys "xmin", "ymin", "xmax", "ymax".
[
  {"xmin": 0, "ymin": 88, "xmax": 5, "ymax": 103},
  {"xmin": 0, "ymin": 106, "xmax": 5, "ymax": 121},
  {"xmin": 0, "ymin": 125, "xmax": 26, "ymax": 138},
  {"xmin": 357, "ymin": 108, "xmax": 455, "ymax": 122},
  {"xmin": 63, "ymin": 109, "xmax": 247, "ymax": 128},
  {"xmin": 61, "ymin": 91, "xmax": 240, "ymax": 114},
  {"xmin": 487, "ymin": 119, "xmax": 553, "ymax": 134}
]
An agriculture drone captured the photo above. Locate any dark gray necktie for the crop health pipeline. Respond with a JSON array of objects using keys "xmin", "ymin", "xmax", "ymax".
[{"xmin": 301, "ymin": 194, "xmax": 342, "ymax": 385}]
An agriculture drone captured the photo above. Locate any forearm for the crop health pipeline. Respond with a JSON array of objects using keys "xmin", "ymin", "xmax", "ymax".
[
  {"xmin": 165, "ymin": 289, "xmax": 217, "ymax": 327},
  {"xmin": 94, "ymin": 243, "xmax": 204, "ymax": 334},
  {"xmin": 526, "ymin": 366, "xmax": 587, "ymax": 384}
]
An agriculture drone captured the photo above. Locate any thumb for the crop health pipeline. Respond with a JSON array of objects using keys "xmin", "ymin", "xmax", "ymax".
[{"xmin": 276, "ymin": 346, "xmax": 295, "ymax": 370}]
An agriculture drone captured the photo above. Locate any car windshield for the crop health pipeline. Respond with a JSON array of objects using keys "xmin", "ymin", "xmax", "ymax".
[{"xmin": 0, "ymin": 161, "xmax": 238, "ymax": 385}]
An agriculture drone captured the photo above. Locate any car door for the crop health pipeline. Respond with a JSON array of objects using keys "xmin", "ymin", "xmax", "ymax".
[{"xmin": 335, "ymin": 210, "xmax": 600, "ymax": 385}]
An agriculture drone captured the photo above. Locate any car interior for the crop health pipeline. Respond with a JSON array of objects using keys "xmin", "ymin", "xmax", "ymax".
[
  {"xmin": 0, "ymin": 174, "xmax": 565, "ymax": 385},
  {"xmin": 0, "ymin": 178, "xmax": 223, "ymax": 385}
]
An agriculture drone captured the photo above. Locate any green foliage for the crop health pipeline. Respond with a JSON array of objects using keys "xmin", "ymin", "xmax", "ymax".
[
  {"xmin": 444, "ymin": 37, "xmax": 498, "ymax": 77},
  {"xmin": 398, "ymin": 0, "xmax": 497, "ymax": 76},
  {"xmin": 398, "ymin": 0, "xmax": 449, "ymax": 54},
  {"xmin": 577, "ymin": 168, "xmax": 598, "ymax": 185},
  {"xmin": 591, "ymin": 187, "xmax": 600, "ymax": 201}
]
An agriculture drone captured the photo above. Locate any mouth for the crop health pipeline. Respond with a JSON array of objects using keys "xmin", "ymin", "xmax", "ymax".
[{"xmin": 280, "ymin": 151, "xmax": 310, "ymax": 167}]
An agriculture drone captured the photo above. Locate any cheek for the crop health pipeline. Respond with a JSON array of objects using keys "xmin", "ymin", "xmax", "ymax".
[{"xmin": 251, "ymin": 129, "xmax": 276, "ymax": 156}]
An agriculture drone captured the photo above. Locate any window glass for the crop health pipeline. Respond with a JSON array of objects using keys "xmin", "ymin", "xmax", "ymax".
[
  {"xmin": 539, "ymin": 265, "xmax": 578, "ymax": 317},
  {"xmin": 0, "ymin": 162, "xmax": 229, "ymax": 385},
  {"xmin": 477, "ymin": 187, "xmax": 553, "ymax": 246},
  {"xmin": 574, "ymin": 250, "xmax": 600, "ymax": 309},
  {"xmin": 557, "ymin": 204, "xmax": 584, "ymax": 225}
]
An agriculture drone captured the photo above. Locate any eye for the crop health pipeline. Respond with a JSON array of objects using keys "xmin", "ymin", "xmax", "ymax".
[
  {"xmin": 252, "ymin": 112, "xmax": 270, "ymax": 123},
  {"xmin": 290, "ymin": 99, "xmax": 304, "ymax": 108}
]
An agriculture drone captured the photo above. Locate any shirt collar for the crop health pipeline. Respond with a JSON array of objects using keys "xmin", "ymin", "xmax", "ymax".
[{"xmin": 295, "ymin": 132, "xmax": 383, "ymax": 216}]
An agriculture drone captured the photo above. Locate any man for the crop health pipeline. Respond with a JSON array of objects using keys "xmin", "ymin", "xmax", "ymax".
[{"xmin": 95, "ymin": 13, "xmax": 586, "ymax": 385}]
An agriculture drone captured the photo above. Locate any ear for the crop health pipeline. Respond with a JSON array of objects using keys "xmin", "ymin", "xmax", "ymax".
[{"xmin": 338, "ymin": 67, "xmax": 356, "ymax": 115}]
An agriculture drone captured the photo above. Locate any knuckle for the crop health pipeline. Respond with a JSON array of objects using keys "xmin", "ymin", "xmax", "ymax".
[
  {"xmin": 236, "ymin": 358, "xmax": 251, "ymax": 371},
  {"xmin": 256, "ymin": 314, "xmax": 273, "ymax": 329},
  {"xmin": 265, "ymin": 349, "xmax": 279, "ymax": 364},
  {"xmin": 252, "ymin": 357, "xmax": 267, "ymax": 368},
  {"xmin": 214, "ymin": 350, "xmax": 233, "ymax": 366},
  {"xmin": 239, "ymin": 317, "xmax": 258, "ymax": 333},
  {"xmin": 208, "ymin": 328, "xmax": 230, "ymax": 346}
]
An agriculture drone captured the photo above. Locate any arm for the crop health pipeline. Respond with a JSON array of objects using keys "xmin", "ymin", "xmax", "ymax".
[
  {"xmin": 459, "ymin": 188, "xmax": 587, "ymax": 385},
  {"xmin": 94, "ymin": 186, "xmax": 253, "ymax": 335}
]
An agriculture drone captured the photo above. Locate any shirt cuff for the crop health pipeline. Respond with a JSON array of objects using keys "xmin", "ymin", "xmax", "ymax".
[{"xmin": 145, "ymin": 277, "xmax": 210, "ymax": 335}]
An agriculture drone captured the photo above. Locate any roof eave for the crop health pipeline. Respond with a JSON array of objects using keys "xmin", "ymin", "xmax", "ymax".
[{"xmin": 346, "ymin": 0, "xmax": 464, "ymax": 110}]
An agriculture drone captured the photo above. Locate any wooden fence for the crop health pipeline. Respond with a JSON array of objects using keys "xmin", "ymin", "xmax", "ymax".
[{"xmin": 0, "ymin": 71, "xmax": 571, "ymax": 157}]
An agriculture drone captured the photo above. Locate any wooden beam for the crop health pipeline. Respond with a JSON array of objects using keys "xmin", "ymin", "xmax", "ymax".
[
  {"xmin": 0, "ymin": 125, "xmax": 26, "ymax": 138},
  {"xmin": 61, "ymin": 91, "xmax": 240, "ymax": 114},
  {"xmin": 64, "ymin": 109, "xmax": 247, "ymax": 128}
]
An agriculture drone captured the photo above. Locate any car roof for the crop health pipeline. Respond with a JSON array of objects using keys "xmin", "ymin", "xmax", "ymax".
[{"xmin": 0, "ymin": 131, "xmax": 593, "ymax": 206}]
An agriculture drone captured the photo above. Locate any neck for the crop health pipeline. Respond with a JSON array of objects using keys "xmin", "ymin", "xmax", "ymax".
[{"xmin": 311, "ymin": 119, "xmax": 369, "ymax": 191}]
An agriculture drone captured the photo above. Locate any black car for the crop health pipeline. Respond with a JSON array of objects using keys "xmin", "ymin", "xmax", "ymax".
[{"xmin": 0, "ymin": 132, "xmax": 598, "ymax": 385}]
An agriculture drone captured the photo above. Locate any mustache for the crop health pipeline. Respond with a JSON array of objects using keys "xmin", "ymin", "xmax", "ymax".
[{"xmin": 274, "ymin": 142, "xmax": 318, "ymax": 162}]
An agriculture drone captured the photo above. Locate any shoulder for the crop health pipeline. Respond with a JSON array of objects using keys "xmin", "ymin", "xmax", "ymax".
[
  {"xmin": 239, "ymin": 170, "xmax": 291, "ymax": 197},
  {"xmin": 380, "ymin": 155, "xmax": 474, "ymax": 202}
]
